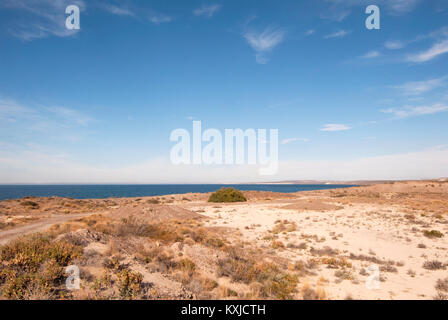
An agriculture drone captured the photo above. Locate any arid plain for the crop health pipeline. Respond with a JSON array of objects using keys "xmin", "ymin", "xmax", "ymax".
[{"xmin": 0, "ymin": 180, "xmax": 447, "ymax": 300}]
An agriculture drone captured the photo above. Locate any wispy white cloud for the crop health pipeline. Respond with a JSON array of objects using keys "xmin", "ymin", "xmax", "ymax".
[
  {"xmin": 0, "ymin": 98, "xmax": 92, "ymax": 128},
  {"xmin": 101, "ymin": 4, "xmax": 135, "ymax": 17},
  {"xmin": 324, "ymin": 0, "xmax": 421, "ymax": 21},
  {"xmin": 243, "ymin": 26, "xmax": 285, "ymax": 64},
  {"xmin": 427, "ymin": 26, "xmax": 448, "ymax": 39},
  {"xmin": 320, "ymin": 1, "xmax": 351, "ymax": 21},
  {"xmin": 193, "ymin": 4, "xmax": 222, "ymax": 18},
  {"xmin": 321, "ymin": 9, "xmax": 350, "ymax": 22},
  {"xmin": 281, "ymin": 138, "xmax": 309, "ymax": 145},
  {"xmin": 361, "ymin": 50, "xmax": 380, "ymax": 59},
  {"xmin": 320, "ymin": 124, "xmax": 351, "ymax": 132},
  {"xmin": 148, "ymin": 14, "xmax": 173, "ymax": 24},
  {"xmin": 0, "ymin": 0, "xmax": 85, "ymax": 40},
  {"xmin": 305, "ymin": 29, "xmax": 315, "ymax": 36},
  {"xmin": 98, "ymin": 3, "xmax": 172, "ymax": 24},
  {"xmin": 0, "ymin": 99, "xmax": 37, "ymax": 122},
  {"xmin": 381, "ymin": 103, "xmax": 448, "ymax": 118},
  {"xmin": 393, "ymin": 77, "xmax": 446, "ymax": 96},
  {"xmin": 44, "ymin": 106, "xmax": 92, "ymax": 126},
  {"xmin": 324, "ymin": 30, "xmax": 350, "ymax": 39},
  {"xmin": 387, "ymin": 0, "xmax": 421, "ymax": 14},
  {"xmin": 244, "ymin": 27, "xmax": 285, "ymax": 52},
  {"xmin": 384, "ymin": 26, "xmax": 448, "ymax": 55},
  {"xmin": 407, "ymin": 39, "xmax": 448, "ymax": 62},
  {"xmin": 384, "ymin": 40, "xmax": 405, "ymax": 50}
]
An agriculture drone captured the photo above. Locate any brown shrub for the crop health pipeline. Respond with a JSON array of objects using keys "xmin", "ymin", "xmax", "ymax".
[
  {"xmin": 0, "ymin": 234, "xmax": 81, "ymax": 299},
  {"xmin": 435, "ymin": 278, "xmax": 448, "ymax": 292},
  {"xmin": 117, "ymin": 269, "xmax": 144, "ymax": 299},
  {"xmin": 423, "ymin": 260, "xmax": 446, "ymax": 270}
]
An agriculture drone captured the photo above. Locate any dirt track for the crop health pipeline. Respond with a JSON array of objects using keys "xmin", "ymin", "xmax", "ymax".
[{"xmin": 0, "ymin": 213, "xmax": 92, "ymax": 245}]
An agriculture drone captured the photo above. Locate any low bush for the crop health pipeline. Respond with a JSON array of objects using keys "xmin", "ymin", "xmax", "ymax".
[
  {"xmin": 177, "ymin": 258, "xmax": 196, "ymax": 275},
  {"xmin": 436, "ymin": 278, "xmax": 448, "ymax": 292},
  {"xmin": 208, "ymin": 188, "xmax": 247, "ymax": 203},
  {"xmin": 423, "ymin": 230, "xmax": 444, "ymax": 239},
  {"xmin": 423, "ymin": 260, "xmax": 446, "ymax": 270},
  {"xmin": 20, "ymin": 201, "xmax": 39, "ymax": 209},
  {"xmin": 272, "ymin": 220, "xmax": 297, "ymax": 234},
  {"xmin": 117, "ymin": 269, "xmax": 144, "ymax": 299},
  {"xmin": 216, "ymin": 247, "xmax": 298, "ymax": 299},
  {"xmin": 0, "ymin": 234, "xmax": 82, "ymax": 299}
]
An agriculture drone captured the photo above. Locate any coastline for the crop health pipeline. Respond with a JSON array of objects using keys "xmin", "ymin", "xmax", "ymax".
[{"xmin": 0, "ymin": 183, "xmax": 358, "ymax": 201}]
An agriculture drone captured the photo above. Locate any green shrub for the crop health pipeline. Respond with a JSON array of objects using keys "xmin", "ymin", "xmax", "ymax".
[
  {"xmin": 423, "ymin": 230, "xmax": 444, "ymax": 239},
  {"xmin": 20, "ymin": 201, "xmax": 39, "ymax": 209},
  {"xmin": 208, "ymin": 188, "xmax": 247, "ymax": 203}
]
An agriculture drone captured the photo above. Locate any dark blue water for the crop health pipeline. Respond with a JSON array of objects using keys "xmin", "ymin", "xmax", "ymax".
[{"xmin": 0, "ymin": 184, "xmax": 356, "ymax": 201}]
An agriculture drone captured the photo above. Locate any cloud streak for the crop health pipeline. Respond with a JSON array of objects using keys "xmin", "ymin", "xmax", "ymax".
[
  {"xmin": 0, "ymin": 0, "xmax": 85, "ymax": 40},
  {"xmin": 407, "ymin": 39, "xmax": 448, "ymax": 62},
  {"xmin": 193, "ymin": 4, "xmax": 222, "ymax": 18},
  {"xmin": 44, "ymin": 106, "xmax": 92, "ymax": 126},
  {"xmin": 323, "ymin": 0, "xmax": 421, "ymax": 22},
  {"xmin": 243, "ymin": 26, "xmax": 285, "ymax": 64},
  {"xmin": 381, "ymin": 103, "xmax": 448, "ymax": 118},
  {"xmin": 281, "ymin": 138, "xmax": 309, "ymax": 145},
  {"xmin": 101, "ymin": 4, "xmax": 135, "ymax": 17},
  {"xmin": 393, "ymin": 77, "xmax": 446, "ymax": 96},
  {"xmin": 384, "ymin": 40, "xmax": 405, "ymax": 50},
  {"xmin": 361, "ymin": 50, "xmax": 380, "ymax": 59},
  {"xmin": 148, "ymin": 14, "xmax": 173, "ymax": 24},
  {"xmin": 97, "ymin": 3, "xmax": 173, "ymax": 24},
  {"xmin": 0, "ymin": 99, "xmax": 37, "ymax": 122},
  {"xmin": 0, "ymin": 98, "xmax": 92, "ymax": 129},
  {"xmin": 324, "ymin": 30, "xmax": 350, "ymax": 39},
  {"xmin": 320, "ymin": 124, "xmax": 351, "ymax": 132},
  {"xmin": 305, "ymin": 29, "xmax": 315, "ymax": 36}
]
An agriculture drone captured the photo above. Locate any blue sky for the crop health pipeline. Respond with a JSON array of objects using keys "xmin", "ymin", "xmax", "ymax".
[{"xmin": 0, "ymin": 0, "xmax": 448, "ymax": 183}]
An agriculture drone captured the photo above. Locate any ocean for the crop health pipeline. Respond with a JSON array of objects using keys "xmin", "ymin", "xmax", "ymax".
[{"xmin": 0, "ymin": 184, "xmax": 356, "ymax": 201}]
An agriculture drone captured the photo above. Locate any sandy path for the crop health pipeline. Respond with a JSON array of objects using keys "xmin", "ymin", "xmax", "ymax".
[{"xmin": 0, "ymin": 213, "xmax": 92, "ymax": 245}]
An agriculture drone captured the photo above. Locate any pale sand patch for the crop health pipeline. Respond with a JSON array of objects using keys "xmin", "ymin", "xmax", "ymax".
[{"xmin": 195, "ymin": 193, "xmax": 448, "ymax": 300}]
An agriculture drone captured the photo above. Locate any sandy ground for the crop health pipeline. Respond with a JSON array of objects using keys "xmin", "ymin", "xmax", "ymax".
[
  {"xmin": 1, "ymin": 180, "xmax": 447, "ymax": 300},
  {"xmin": 185, "ymin": 181, "xmax": 448, "ymax": 299}
]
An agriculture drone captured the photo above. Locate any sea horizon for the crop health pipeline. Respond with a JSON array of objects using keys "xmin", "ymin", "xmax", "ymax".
[{"xmin": 0, "ymin": 183, "xmax": 356, "ymax": 201}]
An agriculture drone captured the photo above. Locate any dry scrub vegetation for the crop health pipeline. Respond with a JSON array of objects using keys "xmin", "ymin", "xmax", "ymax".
[
  {"xmin": 1, "ymin": 180, "xmax": 448, "ymax": 300},
  {"xmin": 0, "ymin": 234, "xmax": 82, "ymax": 299},
  {"xmin": 0, "ymin": 212, "xmax": 309, "ymax": 300}
]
